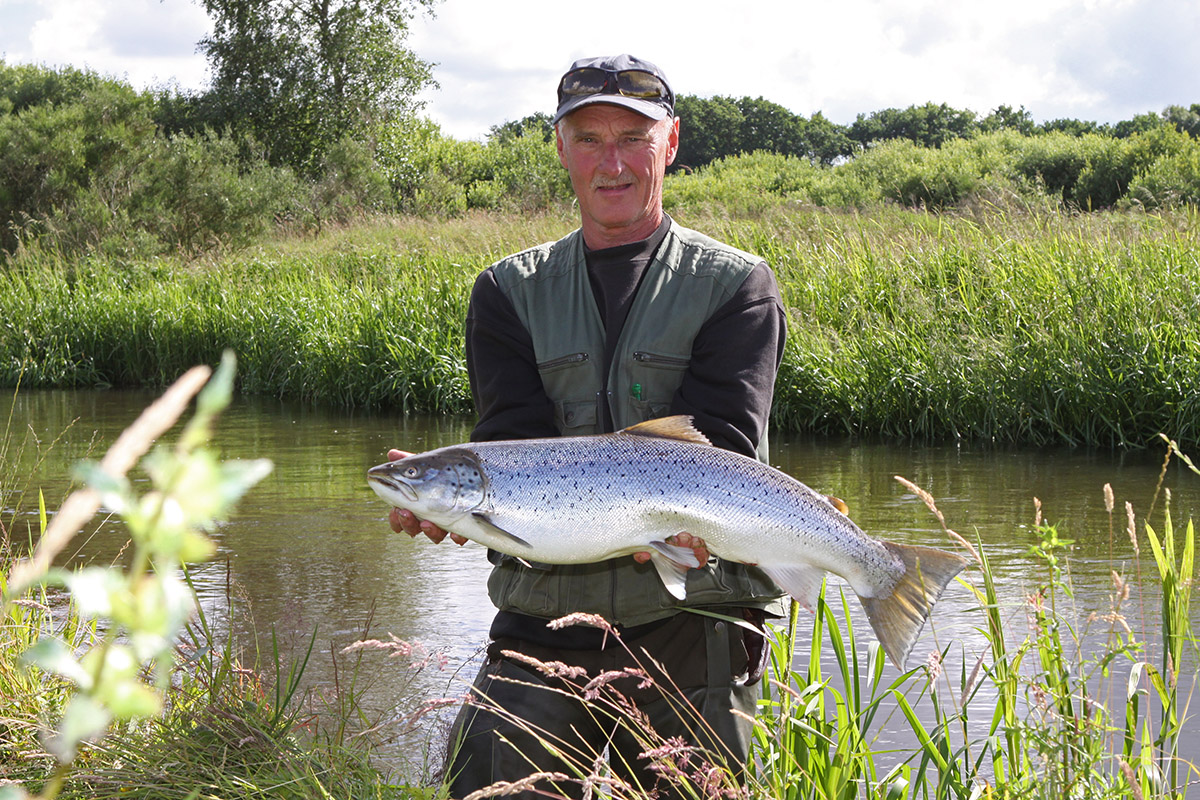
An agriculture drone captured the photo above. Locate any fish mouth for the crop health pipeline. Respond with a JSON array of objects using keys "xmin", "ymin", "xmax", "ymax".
[{"xmin": 367, "ymin": 468, "xmax": 418, "ymax": 503}]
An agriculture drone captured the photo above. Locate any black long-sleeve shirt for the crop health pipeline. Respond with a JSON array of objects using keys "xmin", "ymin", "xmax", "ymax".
[{"xmin": 465, "ymin": 219, "xmax": 787, "ymax": 456}]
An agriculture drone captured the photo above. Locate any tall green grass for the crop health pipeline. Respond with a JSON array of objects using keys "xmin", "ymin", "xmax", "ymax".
[
  {"xmin": 408, "ymin": 447, "xmax": 1197, "ymax": 800},
  {"xmin": 3, "ymin": 203, "xmax": 1197, "ymax": 448},
  {"xmin": 0, "ymin": 363, "xmax": 430, "ymax": 800}
]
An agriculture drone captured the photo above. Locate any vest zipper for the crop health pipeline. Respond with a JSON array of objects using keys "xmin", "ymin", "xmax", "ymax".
[
  {"xmin": 536, "ymin": 352, "xmax": 590, "ymax": 370},
  {"xmin": 632, "ymin": 351, "xmax": 690, "ymax": 368}
]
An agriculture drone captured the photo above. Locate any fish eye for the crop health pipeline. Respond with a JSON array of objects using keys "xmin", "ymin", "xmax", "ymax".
[{"xmin": 402, "ymin": 466, "xmax": 420, "ymax": 478}]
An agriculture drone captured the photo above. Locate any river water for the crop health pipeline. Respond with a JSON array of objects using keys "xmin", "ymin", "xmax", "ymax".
[{"xmin": 5, "ymin": 389, "xmax": 1200, "ymax": 777}]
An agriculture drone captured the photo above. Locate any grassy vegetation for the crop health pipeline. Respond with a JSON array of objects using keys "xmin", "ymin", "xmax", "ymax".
[
  {"xmin": 0, "ymin": 361, "xmax": 428, "ymax": 800},
  {"xmin": 3, "ymin": 368, "xmax": 1198, "ymax": 798},
  {"xmin": 2, "ymin": 199, "xmax": 1197, "ymax": 449}
]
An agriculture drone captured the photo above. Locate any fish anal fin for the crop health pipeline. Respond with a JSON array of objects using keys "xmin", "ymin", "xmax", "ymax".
[
  {"xmin": 618, "ymin": 415, "xmax": 711, "ymax": 446},
  {"xmin": 469, "ymin": 511, "xmax": 532, "ymax": 549},
  {"xmin": 859, "ymin": 542, "xmax": 969, "ymax": 670},
  {"xmin": 759, "ymin": 564, "xmax": 826, "ymax": 611}
]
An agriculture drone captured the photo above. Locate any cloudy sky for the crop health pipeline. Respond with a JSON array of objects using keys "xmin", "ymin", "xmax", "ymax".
[{"xmin": 1, "ymin": 0, "xmax": 1196, "ymax": 141}]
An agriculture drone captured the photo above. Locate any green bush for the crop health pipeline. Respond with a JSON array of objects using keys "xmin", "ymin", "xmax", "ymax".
[
  {"xmin": 378, "ymin": 116, "xmax": 570, "ymax": 216},
  {"xmin": 845, "ymin": 139, "xmax": 985, "ymax": 208},
  {"xmin": 0, "ymin": 78, "xmax": 157, "ymax": 253},
  {"xmin": 0, "ymin": 63, "xmax": 305, "ymax": 259},
  {"xmin": 129, "ymin": 132, "xmax": 300, "ymax": 255},
  {"xmin": 1073, "ymin": 125, "xmax": 1191, "ymax": 209},
  {"xmin": 1127, "ymin": 146, "xmax": 1200, "ymax": 208}
]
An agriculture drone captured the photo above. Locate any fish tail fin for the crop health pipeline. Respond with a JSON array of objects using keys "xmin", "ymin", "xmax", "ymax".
[{"xmin": 859, "ymin": 542, "xmax": 968, "ymax": 669}]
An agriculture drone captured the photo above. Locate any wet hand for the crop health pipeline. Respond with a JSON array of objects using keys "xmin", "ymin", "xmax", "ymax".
[
  {"xmin": 633, "ymin": 532, "xmax": 709, "ymax": 568},
  {"xmin": 385, "ymin": 449, "xmax": 468, "ymax": 546}
]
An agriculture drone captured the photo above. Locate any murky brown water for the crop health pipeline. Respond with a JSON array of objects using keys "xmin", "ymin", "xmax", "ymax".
[{"xmin": 5, "ymin": 389, "xmax": 1199, "ymax": 773}]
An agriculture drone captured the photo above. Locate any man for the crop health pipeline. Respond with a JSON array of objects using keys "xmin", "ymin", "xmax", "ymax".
[{"xmin": 389, "ymin": 54, "xmax": 787, "ymax": 798}]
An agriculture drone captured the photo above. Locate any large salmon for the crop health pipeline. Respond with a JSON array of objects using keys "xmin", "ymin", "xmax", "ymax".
[{"xmin": 367, "ymin": 415, "xmax": 967, "ymax": 668}]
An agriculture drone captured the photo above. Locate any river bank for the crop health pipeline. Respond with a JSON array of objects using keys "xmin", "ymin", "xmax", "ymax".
[{"xmin": 3, "ymin": 202, "xmax": 1198, "ymax": 449}]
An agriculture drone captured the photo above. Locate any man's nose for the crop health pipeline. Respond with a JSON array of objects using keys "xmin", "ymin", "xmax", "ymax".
[{"xmin": 597, "ymin": 142, "xmax": 623, "ymax": 174}]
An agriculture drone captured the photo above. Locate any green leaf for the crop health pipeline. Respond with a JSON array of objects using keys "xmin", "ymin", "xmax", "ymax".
[
  {"xmin": 105, "ymin": 678, "xmax": 164, "ymax": 719},
  {"xmin": 22, "ymin": 636, "xmax": 93, "ymax": 689},
  {"xmin": 0, "ymin": 783, "xmax": 29, "ymax": 800},
  {"xmin": 48, "ymin": 695, "xmax": 112, "ymax": 761},
  {"xmin": 196, "ymin": 349, "xmax": 237, "ymax": 417},
  {"xmin": 216, "ymin": 458, "xmax": 275, "ymax": 508},
  {"xmin": 72, "ymin": 460, "xmax": 132, "ymax": 512},
  {"xmin": 61, "ymin": 566, "xmax": 123, "ymax": 618}
]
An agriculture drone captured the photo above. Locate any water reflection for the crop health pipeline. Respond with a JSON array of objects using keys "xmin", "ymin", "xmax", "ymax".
[{"xmin": 4, "ymin": 389, "xmax": 1199, "ymax": 770}]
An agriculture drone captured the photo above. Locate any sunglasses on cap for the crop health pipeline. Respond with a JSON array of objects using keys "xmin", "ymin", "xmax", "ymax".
[{"xmin": 557, "ymin": 67, "xmax": 673, "ymax": 104}]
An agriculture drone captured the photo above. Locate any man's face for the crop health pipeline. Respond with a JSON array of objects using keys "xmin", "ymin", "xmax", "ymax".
[{"xmin": 556, "ymin": 104, "xmax": 679, "ymax": 249}]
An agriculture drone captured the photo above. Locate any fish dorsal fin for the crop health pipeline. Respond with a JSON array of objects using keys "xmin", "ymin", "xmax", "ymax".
[
  {"xmin": 618, "ymin": 415, "xmax": 711, "ymax": 446},
  {"xmin": 825, "ymin": 495, "xmax": 850, "ymax": 515}
]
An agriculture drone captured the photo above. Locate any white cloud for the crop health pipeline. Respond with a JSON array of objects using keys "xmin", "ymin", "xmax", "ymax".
[
  {"xmin": 4, "ymin": 0, "xmax": 1197, "ymax": 139},
  {"xmin": 6, "ymin": 0, "xmax": 210, "ymax": 89}
]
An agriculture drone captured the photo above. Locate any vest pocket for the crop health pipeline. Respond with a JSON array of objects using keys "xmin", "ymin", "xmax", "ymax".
[
  {"xmin": 629, "ymin": 350, "xmax": 690, "ymax": 421},
  {"xmin": 632, "ymin": 350, "xmax": 691, "ymax": 369},
  {"xmin": 536, "ymin": 352, "xmax": 599, "ymax": 434},
  {"xmin": 537, "ymin": 351, "xmax": 590, "ymax": 372},
  {"xmin": 556, "ymin": 399, "xmax": 598, "ymax": 432}
]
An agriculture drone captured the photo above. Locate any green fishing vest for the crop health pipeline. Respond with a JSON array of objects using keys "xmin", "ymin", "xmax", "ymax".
[{"xmin": 484, "ymin": 221, "xmax": 785, "ymax": 627}]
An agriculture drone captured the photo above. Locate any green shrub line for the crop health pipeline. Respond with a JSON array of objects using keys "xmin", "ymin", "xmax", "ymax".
[
  {"xmin": 3, "ymin": 202, "xmax": 1198, "ymax": 449},
  {"xmin": 4, "ymin": 59, "xmax": 1200, "ymax": 262}
]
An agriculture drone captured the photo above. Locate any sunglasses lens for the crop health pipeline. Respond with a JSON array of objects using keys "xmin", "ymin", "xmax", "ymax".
[
  {"xmin": 561, "ymin": 68, "xmax": 610, "ymax": 97},
  {"xmin": 615, "ymin": 70, "xmax": 667, "ymax": 99},
  {"xmin": 560, "ymin": 69, "xmax": 669, "ymax": 101}
]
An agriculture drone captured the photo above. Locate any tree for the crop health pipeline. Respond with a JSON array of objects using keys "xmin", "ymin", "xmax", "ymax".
[
  {"xmin": 1113, "ymin": 111, "xmax": 1166, "ymax": 139},
  {"xmin": 1161, "ymin": 104, "xmax": 1200, "ymax": 138},
  {"xmin": 736, "ymin": 96, "xmax": 807, "ymax": 156},
  {"xmin": 849, "ymin": 103, "xmax": 978, "ymax": 148},
  {"xmin": 196, "ymin": 0, "xmax": 436, "ymax": 172},
  {"xmin": 804, "ymin": 111, "xmax": 856, "ymax": 165},
  {"xmin": 489, "ymin": 112, "xmax": 554, "ymax": 145},
  {"xmin": 1038, "ymin": 117, "xmax": 1106, "ymax": 137},
  {"xmin": 674, "ymin": 94, "xmax": 744, "ymax": 169},
  {"xmin": 674, "ymin": 95, "xmax": 854, "ymax": 169},
  {"xmin": 980, "ymin": 104, "xmax": 1035, "ymax": 135}
]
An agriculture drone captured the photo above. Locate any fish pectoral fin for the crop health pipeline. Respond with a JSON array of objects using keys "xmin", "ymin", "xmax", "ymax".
[
  {"xmin": 759, "ymin": 564, "xmax": 826, "ymax": 611},
  {"xmin": 469, "ymin": 511, "xmax": 533, "ymax": 549},
  {"xmin": 646, "ymin": 540, "xmax": 702, "ymax": 569},
  {"xmin": 645, "ymin": 549, "xmax": 692, "ymax": 601}
]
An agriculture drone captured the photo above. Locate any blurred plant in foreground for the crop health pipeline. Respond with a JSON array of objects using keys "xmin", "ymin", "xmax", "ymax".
[{"xmin": 1, "ymin": 351, "xmax": 272, "ymax": 800}]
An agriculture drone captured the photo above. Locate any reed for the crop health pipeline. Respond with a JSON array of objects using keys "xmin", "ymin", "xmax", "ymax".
[
  {"xmin": 743, "ymin": 448, "xmax": 1199, "ymax": 799},
  {"xmin": 2, "ymin": 203, "xmax": 1196, "ymax": 449}
]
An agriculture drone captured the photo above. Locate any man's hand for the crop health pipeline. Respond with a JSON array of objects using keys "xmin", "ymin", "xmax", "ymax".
[
  {"xmin": 633, "ymin": 531, "xmax": 710, "ymax": 568},
  {"xmin": 385, "ymin": 449, "xmax": 468, "ymax": 546}
]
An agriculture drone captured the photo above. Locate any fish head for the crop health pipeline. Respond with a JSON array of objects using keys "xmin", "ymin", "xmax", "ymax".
[{"xmin": 367, "ymin": 448, "xmax": 486, "ymax": 523}]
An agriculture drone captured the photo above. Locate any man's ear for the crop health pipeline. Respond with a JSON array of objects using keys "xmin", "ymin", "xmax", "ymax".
[
  {"xmin": 665, "ymin": 116, "xmax": 680, "ymax": 166},
  {"xmin": 556, "ymin": 124, "xmax": 568, "ymax": 169}
]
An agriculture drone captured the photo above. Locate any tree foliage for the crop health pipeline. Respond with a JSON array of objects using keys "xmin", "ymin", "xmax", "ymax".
[
  {"xmin": 194, "ymin": 0, "xmax": 437, "ymax": 172},
  {"xmin": 674, "ymin": 95, "xmax": 855, "ymax": 169},
  {"xmin": 489, "ymin": 112, "xmax": 554, "ymax": 144},
  {"xmin": 849, "ymin": 102, "xmax": 979, "ymax": 148}
]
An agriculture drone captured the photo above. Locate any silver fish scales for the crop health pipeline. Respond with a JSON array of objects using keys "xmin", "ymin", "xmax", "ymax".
[{"xmin": 368, "ymin": 415, "xmax": 967, "ymax": 667}]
